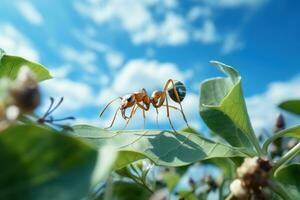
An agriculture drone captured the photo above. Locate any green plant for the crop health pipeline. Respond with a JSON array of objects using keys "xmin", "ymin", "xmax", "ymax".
[{"xmin": 1, "ymin": 49, "xmax": 300, "ymax": 199}]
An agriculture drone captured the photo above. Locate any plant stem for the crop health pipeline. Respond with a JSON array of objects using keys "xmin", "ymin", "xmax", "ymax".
[
  {"xmin": 225, "ymin": 193, "xmax": 235, "ymax": 200},
  {"xmin": 127, "ymin": 165, "xmax": 154, "ymax": 194},
  {"xmin": 268, "ymin": 179, "xmax": 292, "ymax": 200},
  {"xmin": 262, "ymin": 125, "xmax": 300, "ymax": 154},
  {"xmin": 249, "ymin": 127, "xmax": 264, "ymax": 156},
  {"xmin": 271, "ymin": 142, "xmax": 300, "ymax": 174},
  {"xmin": 131, "ymin": 175, "xmax": 154, "ymax": 193},
  {"xmin": 104, "ymin": 176, "xmax": 113, "ymax": 200}
]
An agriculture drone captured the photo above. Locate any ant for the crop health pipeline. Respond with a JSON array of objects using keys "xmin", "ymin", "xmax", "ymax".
[
  {"xmin": 100, "ymin": 79, "xmax": 190, "ymax": 132},
  {"xmin": 37, "ymin": 97, "xmax": 75, "ymax": 130}
]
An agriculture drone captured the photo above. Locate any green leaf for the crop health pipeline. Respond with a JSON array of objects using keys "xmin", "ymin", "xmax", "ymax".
[
  {"xmin": 177, "ymin": 190, "xmax": 197, "ymax": 200},
  {"xmin": 164, "ymin": 172, "xmax": 180, "ymax": 192},
  {"xmin": 275, "ymin": 164, "xmax": 300, "ymax": 199},
  {"xmin": 279, "ymin": 100, "xmax": 300, "ymax": 115},
  {"xmin": 70, "ymin": 125, "xmax": 248, "ymax": 169},
  {"xmin": 0, "ymin": 54, "xmax": 52, "ymax": 81},
  {"xmin": 0, "ymin": 124, "xmax": 104, "ymax": 200},
  {"xmin": 199, "ymin": 61, "xmax": 261, "ymax": 154},
  {"xmin": 262, "ymin": 125, "xmax": 300, "ymax": 154}
]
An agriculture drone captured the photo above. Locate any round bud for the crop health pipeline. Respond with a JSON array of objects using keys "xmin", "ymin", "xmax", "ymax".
[
  {"xmin": 9, "ymin": 86, "xmax": 40, "ymax": 113},
  {"xmin": 230, "ymin": 179, "xmax": 248, "ymax": 199},
  {"xmin": 167, "ymin": 80, "xmax": 186, "ymax": 103}
]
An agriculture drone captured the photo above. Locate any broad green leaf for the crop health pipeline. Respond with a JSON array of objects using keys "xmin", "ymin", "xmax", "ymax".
[
  {"xmin": 0, "ymin": 124, "xmax": 105, "ymax": 200},
  {"xmin": 97, "ymin": 181, "xmax": 151, "ymax": 200},
  {"xmin": 200, "ymin": 61, "xmax": 261, "ymax": 154},
  {"xmin": 0, "ymin": 54, "xmax": 52, "ymax": 81},
  {"xmin": 279, "ymin": 100, "xmax": 300, "ymax": 115},
  {"xmin": 70, "ymin": 125, "xmax": 248, "ymax": 169},
  {"xmin": 275, "ymin": 164, "xmax": 300, "ymax": 199},
  {"xmin": 262, "ymin": 125, "xmax": 300, "ymax": 154}
]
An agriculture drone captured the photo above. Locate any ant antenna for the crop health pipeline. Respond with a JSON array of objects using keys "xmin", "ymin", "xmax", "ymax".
[{"xmin": 100, "ymin": 97, "xmax": 122, "ymax": 117}]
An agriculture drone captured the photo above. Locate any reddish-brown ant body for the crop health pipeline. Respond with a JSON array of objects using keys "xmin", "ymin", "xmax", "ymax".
[{"xmin": 100, "ymin": 79, "xmax": 190, "ymax": 132}]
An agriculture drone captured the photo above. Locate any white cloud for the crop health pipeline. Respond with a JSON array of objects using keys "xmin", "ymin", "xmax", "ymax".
[
  {"xmin": 60, "ymin": 46, "xmax": 98, "ymax": 73},
  {"xmin": 48, "ymin": 64, "xmax": 72, "ymax": 78},
  {"xmin": 111, "ymin": 59, "xmax": 190, "ymax": 94},
  {"xmin": 74, "ymin": 0, "xmax": 152, "ymax": 31},
  {"xmin": 193, "ymin": 20, "xmax": 219, "ymax": 44},
  {"xmin": 74, "ymin": 0, "xmax": 189, "ymax": 46},
  {"xmin": 0, "ymin": 23, "xmax": 39, "ymax": 61},
  {"xmin": 187, "ymin": 6, "xmax": 211, "ymax": 21},
  {"xmin": 246, "ymin": 75, "xmax": 300, "ymax": 132},
  {"xmin": 41, "ymin": 78, "xmax": 97, "ymax": 111},
  {"xmin": 221, "ymin": 33, "xmax": 244, "ymax": 54},
  {"xmin": 73, "ymin": 29, "xmax": 125, "ymax": 69},
  {"xmin": 133, "ymin": 12, "xmax": 188, "ymax": 45},
  {"xmin": 105, "ymin": 52, "xmax": 124, "ymax": 69},
  {"xmin": 201, "ymin": 0, "xmax": 268, "ymax": 8},
  {"xmin": 17, "ymin": 1, "xmax": 43, "ymax": 26}
]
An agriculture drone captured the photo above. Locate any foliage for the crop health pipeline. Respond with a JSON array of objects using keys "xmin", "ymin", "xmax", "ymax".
[{"xmin": 1, "ymin": 49, "xmax": 300, "ymax": 200}]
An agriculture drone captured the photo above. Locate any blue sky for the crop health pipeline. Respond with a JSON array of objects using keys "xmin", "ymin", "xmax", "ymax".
[{"xmin": 1, "ymin": 0, "xmax": 300, "ymax": 133}]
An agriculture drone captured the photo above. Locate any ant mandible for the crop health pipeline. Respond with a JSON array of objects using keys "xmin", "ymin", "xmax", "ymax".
[{"xmin": 100, "ymin": 79, "xmax": 190, "ymax": 132}]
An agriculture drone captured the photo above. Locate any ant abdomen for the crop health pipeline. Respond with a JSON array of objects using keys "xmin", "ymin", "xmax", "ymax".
[{"xmin": 168, "ymin": 80, "xmax": 186, "ymax": 103}]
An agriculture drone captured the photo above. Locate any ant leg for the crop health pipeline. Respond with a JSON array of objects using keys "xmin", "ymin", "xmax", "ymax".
[
  {"xmin": 142, "ymin": 109, "xmax": 146, "ymax": 129},
  {"xmin": 155, "ymin": 108, "xmax": 159, "ymax": 129},
  {"xmin": 162, "ymin": 104, "xmax": 179, "ymax": 110},
  {"xmin": 135, "ymin": 102, "xmax": 149, "ymax": 129},
  {"xmin": 100, "ymin": 97, "xmax": 122, "ymax": 117},
  {"xmin": 164, "ymin": 79, "xmax": 190, "ymax": 128},
  {"xmin": 105, "ymin": 107, "xmax": 121, "ymax": 129},
  {"xmin": 123, "ymin": 104, "xmax": 138, "ymax": 130},
  {"xmin": 165, "ymin": 95, "xmax": 177, "ymax": 133}
]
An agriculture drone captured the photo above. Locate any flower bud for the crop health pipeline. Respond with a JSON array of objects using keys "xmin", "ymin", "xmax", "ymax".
[
  {"xmin": 274, "ymin": 113, "xmax": 285, "ymax": 133},
  {"xmin": 230, "ymin": 179, "xmax": 248, "ymax": 199},
  {"xmin": 237, "ymin": 157, "xmax": 259, "ymax": 178},
  {"xmin": 9, "ymin": 66, "xmax": 40, "ymax": 113},
  {"xmin": 6, "ymin": 105, "xmax": 20, "ymax": 121}
]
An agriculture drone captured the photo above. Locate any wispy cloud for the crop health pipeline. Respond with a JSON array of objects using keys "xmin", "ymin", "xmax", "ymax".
[
  {"xmin": 41, "ymin": 78, "xmax": 97, "ymax": 112},
  {"xmin": 246, "ymin": 74, "xmax": 300, "ymax": 132},
  {"xmin": 105, "ymin": 51, "xmax": 124, "ymax": 69},
  {"xmin": 132, "ymin": 12, "xmax": 189, "ymax": 46},
  {"xmin": 221, "ymin": 33, "xmax": 244, "ymax": 54},
  {"xmin": 187, "ymin": 6, "xmax": 211, "ymax": 21},
  {"xmin": 200, "ymin": 0, "xmax": 268, "ymax": 8},
  {"xmin": 72, "ymin": 29, "xmax": 124, "ymax": 69},
  {"xmin": 0, "ymin": 23, "xmax": 39, "ymax": 61},
  {"xmin": 193, "ymin": 20, "xmax": 219, "ymax": 44},
  {"xmin": 60, "ymin": 46, "xmax": 98, "ymax": 73},
  {"xmin": 73, "ymin": 0, "xmax": 219, "ymax": 47},
  {"xmin": 16, "ymin": 1, "xmax": 43, "ymax": 26}
]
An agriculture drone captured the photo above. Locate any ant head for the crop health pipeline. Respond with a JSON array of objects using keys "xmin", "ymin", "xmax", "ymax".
[
  {"xmin": 168, "ymin": 80, "xmax": 186, "ymax": 103},
  {"xmin": 121, "ymin": 94, "xmax": 136, "ymax": 108}
]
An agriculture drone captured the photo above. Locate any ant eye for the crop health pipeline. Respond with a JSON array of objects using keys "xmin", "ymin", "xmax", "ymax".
[
  {"xmin": 126, "ymin": 95, "xmax": 134, "ymax": 102},
  {"xmin": 168, "ymin": 81, "xmax": 186, "ymax": 103}
]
